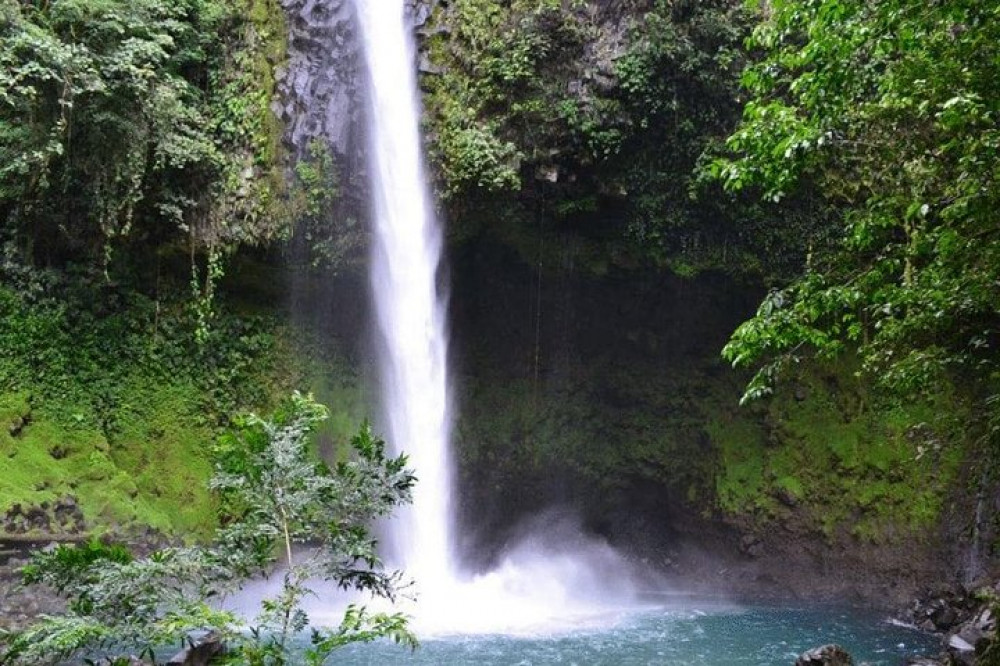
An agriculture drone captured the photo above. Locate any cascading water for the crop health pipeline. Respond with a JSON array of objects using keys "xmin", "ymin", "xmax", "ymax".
[
  {"xmin": 353, "ymin": 0, "xmax": 647, "ymax": 634},
  {"xmin": 354, "ymin": 0, "xmax": 454, "ymax": 591}
]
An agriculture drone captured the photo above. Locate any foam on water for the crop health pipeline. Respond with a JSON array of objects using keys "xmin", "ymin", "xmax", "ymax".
[
  {"xmin": 395, "ymin": 529, "xmax": 647, "ymax": 636},
  {"xmin": 295, "ymin": 519, "xmax": 649, "ymax": 637}
]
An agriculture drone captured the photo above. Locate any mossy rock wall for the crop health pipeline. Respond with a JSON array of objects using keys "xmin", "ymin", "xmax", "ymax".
[
  {"xmin": 0, "ymin": 273, "xmax": 370, "ymax": 540},
  {"xmin": 450, "ymin": 234, "xmax": 972, "ymax": 594}
]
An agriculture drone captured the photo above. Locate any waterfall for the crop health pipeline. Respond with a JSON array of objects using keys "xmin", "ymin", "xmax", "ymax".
[
  {"xmin": 354, "ymin": 0, "xmax": 454, "ymax": 590},
  {"xmin": 351, "ymin": 0, "xmax": 648, "ymax": 635}
]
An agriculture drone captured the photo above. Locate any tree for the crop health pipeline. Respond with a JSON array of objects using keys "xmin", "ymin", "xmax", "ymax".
[
  {"xmin": 0, "ymin": 0, "xmax": 287, "ymax": 289},
  {"xmin": 711, "ymin": 0, "xmax": 1000, "ymax": 435},
  {"xmin": 0, "ymin": 393, "xmax": 417, "ymax": 665},
  {"xmin": 211, "ymin": 392, "xmax": 417, "ymax": 664}
]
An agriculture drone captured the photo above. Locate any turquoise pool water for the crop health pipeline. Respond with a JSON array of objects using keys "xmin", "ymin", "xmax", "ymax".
[{"xmin": 329, "ymin": 605, "xmax": 938, "ymax": 665}]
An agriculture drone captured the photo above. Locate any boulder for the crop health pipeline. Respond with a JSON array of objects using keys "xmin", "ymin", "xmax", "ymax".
[
  {"xmin": 795, "ymin": 644, "xmax": 853, "ymax": 665},
  {"xmin": 930, "ymin": 604, "xmax": 958, "ymax": 630},
  {"xmin": 973, "ymin": 605, "xmax": 996, "ymax": 634},
  {"xmin": 166, "ymin": 631, "xmax": 225, "ymax": 666},
  {"xmin": 739, "ymin": 534, "xmax": 764, "ymax": 558},
  {"xmin": 909, "ymin": 586, "xmax": 976, "ymax": 633}
]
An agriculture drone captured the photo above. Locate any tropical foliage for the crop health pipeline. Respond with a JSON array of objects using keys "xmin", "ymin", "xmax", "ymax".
[
  {"xmin": 0, "ymin": 0, "xmax": 286, "ymax": 283},
  {"xmin": 712, "ymin": 0, "xmax": 1000, "ymax": 429}
]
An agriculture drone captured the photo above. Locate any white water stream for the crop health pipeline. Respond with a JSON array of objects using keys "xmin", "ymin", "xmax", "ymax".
[
  {"xmin": 354, "ymin": 0, "xmax": 645, "ymax": 635},
  {"xmin": 356, "ymin": 0, "xmax": 454, "ymax": 593}
]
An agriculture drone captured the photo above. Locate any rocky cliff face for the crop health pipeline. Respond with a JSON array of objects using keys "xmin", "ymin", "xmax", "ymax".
[
  {"xmin": 447, "ymin": 235, "xmax": 975, "ymax": 607},
  {"xmin": 276, "ymin": 0, "xmax": 362, "ymax": 163},
  {"xmin": 275, "ymin": 0, "xmax": 433, "ymax": 168},
  {"xmin": 274, "ymin": 0, "xmax": 437, "ymax": 269}
]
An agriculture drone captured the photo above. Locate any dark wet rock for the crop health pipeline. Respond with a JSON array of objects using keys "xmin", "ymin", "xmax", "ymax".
[
  {"xmin": 739, "ymin": 534, "xmax": 764, "ymax": 558},
  {"xmin": 907, "ymin": 581, "xmax": 1000, "ymax": 666},
  {"xmin": 794, "ymin": 644, "xmax": 853, "ymax": 665},
  {"xmin": 776, "ymin": 488, "xmax": 799, "ymax": 508},
  {"xmin": 931, "ymin": 605, "xmax": 959, "ymax": 630},
  {"xmin": 955, "ymin": 621, "xmax": 986, "ymax": 648},
  {"xmin": 945, "ymin": 605, "xmax": 998, "ymax": 664},
  {"xmin": 23, "ymin": 506, "xmax": 50, "ymax": 532},
  {"xmin": 277, "ymin": 0, "xmax": 361, "ymax": 160},
  {"xmin": 53, "ymin": 495, "xmax": 82, "ymax": 524},
  {"xmin": 0, "ymin": 540, "xmax": 67, "ymax": 631},
  {"xmin": 909, "ymin": 586, "xmax": 976, "ymax": 633},
  {"xmin": 2, "ymin": 498, "xmax": 87, "ymax": 536},
  {"xmin": 166, "ymin": 631, "xmax": 225, "ymax": 666},
  {"xmin": 946, "ymin": 633, "xmax": 976, "ymax": 666}
]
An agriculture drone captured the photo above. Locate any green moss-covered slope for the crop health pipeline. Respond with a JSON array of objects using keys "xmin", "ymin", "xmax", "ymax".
[
  {"xmin": 0, "ymin": 277, "xmax": 367, "ymax": 539},
  {"xmin": 710, "ymin": 363, "xmax": 967, "ymax": 542}
]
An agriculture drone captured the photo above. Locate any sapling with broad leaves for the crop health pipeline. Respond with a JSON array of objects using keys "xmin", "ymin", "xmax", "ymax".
[{"xmin": 212, "ymin": 391, "xmax": 417, "ymax": 662}]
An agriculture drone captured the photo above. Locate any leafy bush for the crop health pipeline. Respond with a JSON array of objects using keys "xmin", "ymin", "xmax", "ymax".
[{"xmin": 712, "ymin": 0, "xmax": 1000, "ymax": 420}]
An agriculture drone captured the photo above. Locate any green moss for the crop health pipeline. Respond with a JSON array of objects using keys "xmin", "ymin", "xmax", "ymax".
[
  {"xmin": 245, "ymin": 0, "xmax": 287, "ymax": 169},
  {"xmin": 0, "ymin": 275, "xmax": 373, "ymax": 539},
  {"xmin": 0, "ymin": 384, "xmax": 216, "ymax": 537},
  {"xmin": 422, "ymin": 0, "xmax": 589, "ymax": 199},
  {"xmin": 775, "ymin": 475, "xmax": 804, "ymax": 500},
  {"xmin": 707, "ymin": 361, "xmax": 968, "ymax": 543},
  {"xmin": 106, "ymin": 381, "xmax": 217, "ymax": 536},
  {"xmin": 708, "ymin": 415, "xmax": 772, "ymax": 514},
  {"xmin": 0, "ymin": 328, "xmax": 366, "ymax": 538},
  {"xmin": 0, "ymin": 391, "xmax": 30, "ymax": 426}
]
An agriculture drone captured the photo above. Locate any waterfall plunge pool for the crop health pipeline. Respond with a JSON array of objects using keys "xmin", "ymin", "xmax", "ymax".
[{"xmin": 319, "ymin": 604, "xmax": 937, "ymax": 665}]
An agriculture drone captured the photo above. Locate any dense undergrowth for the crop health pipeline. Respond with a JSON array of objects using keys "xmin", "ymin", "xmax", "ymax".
[{"xmin": 0, "ymin": 262, "xmax": 366, "ymax": 537}]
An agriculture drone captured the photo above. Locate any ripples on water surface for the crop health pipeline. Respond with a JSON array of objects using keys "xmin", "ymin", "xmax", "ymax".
[{"xmin": 330, "ymin": 605, "xmax": 937, "ymax": 666}]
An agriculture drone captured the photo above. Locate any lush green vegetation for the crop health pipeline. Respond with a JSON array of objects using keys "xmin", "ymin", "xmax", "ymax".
[
  {"xmin": 0, "ymin": 0, "xmax": 368, "ymax": 538},
  {"xmin": 422, "ymin": 0, "xmax": 816, "ymax": 279},
  {"xmin": 710, "ymin": 362, "xmax": 967, "ymax": 541},
  {"xmin": 1, "ymin": 0, "xmax": 997, "ymax": 615},
  {"xmin": 712, "ymin": 1, "xmax": 1000, "ymax": 416},
  {"xmin": 1, "ymin": 394, "xmax": 415, "ymax": 666},
  {"xmin": 0, "ymin": 0, "xmax": 289, "ymax": 280},
  {"xmin": 0, "ymin": 261, "xmax": 367, "ymax": 536}
]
